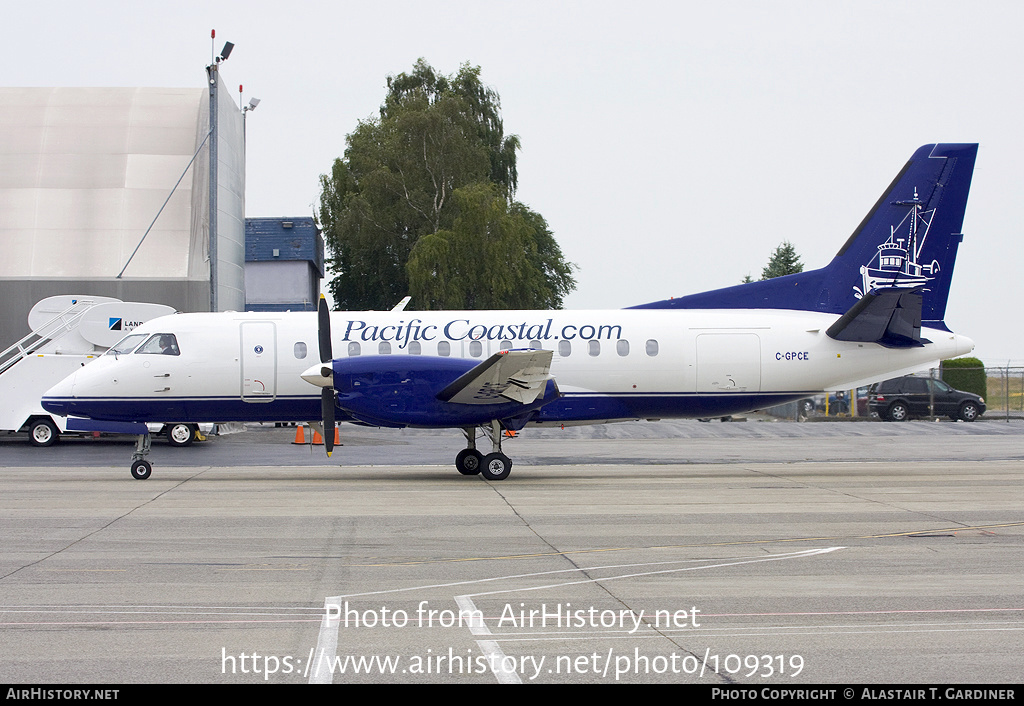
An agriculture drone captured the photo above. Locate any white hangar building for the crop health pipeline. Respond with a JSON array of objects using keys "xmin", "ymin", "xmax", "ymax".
[{"xmin": 0, "ymin": 83, "xmax": 246, "ymax": 346}]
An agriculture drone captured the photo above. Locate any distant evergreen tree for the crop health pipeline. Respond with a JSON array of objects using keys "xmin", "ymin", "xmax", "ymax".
[{"xmin": 761, "ymin": 241, "xmax": 804, "ymax": 280}]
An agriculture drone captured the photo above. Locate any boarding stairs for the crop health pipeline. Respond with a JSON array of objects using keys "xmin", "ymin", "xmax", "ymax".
[{"xmin": 0, "ymin": 299, "xmax": 99, "ymax": 377}]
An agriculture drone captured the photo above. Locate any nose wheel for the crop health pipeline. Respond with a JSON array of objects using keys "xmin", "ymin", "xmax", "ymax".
[
  {"xmin": 131, "ymin": 459, "xmax": 152, "ymax": 480},
  {"xmin": 129, "ymin": 433, "xmax": 153, "ymax": 480}
]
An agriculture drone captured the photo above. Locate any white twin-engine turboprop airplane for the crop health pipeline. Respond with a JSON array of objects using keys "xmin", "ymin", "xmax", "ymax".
[{"xmin": 43, "ymin": 143, "xmax": 979, "ymax": 481}]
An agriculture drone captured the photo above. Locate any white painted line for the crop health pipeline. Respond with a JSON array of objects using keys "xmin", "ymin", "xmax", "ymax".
[
  {"xmin": 308, "ymin": 598, "xmax": 340, "ymax": 684},
  {"xmin": 456, "ymin": 595, "xmax": 521, "ymax": 684},
  {"xmin": 310, "ymin": 547, "xmax": 844, "ymax": 684},
  {"xmin": 461, "ymin": 546, "xmax": 845, "ymax": 599},
  {"xmin": 454, "ymin": 546, "xmax": 844, "ymax": 683}
]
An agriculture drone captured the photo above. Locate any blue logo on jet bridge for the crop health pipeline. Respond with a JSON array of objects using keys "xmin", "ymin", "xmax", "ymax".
[{"xmin": 109, "ymin": 317, "xmax": 145, "ymax": 332}]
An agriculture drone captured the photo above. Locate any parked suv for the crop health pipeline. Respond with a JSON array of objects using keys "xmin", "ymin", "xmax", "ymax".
[{"xmin": 868, "ymin": 376, "xmax": 985, "ymax": 422}]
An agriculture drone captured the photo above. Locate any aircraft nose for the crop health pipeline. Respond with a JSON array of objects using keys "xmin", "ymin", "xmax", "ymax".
[{"xmin": 301, "ymin": 363, "xmax": 334, "ymax": 388}]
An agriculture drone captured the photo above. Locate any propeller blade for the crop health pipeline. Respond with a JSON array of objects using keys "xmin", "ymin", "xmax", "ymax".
[
  {"xmin": 318, "ymin": 294, "xmax": 335, "ymax": 457},
  {"xmin": 322, "ymin": 388, "xmax": 335, "ymax": 457},
  {"xmin": 318, "ymin": 293, "xmax": 332, "ymax": 363}
]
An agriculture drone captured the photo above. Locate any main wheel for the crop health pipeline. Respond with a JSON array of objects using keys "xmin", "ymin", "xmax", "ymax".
[
  {"xmin": 166, "ymin": 423, "xmax": 196, "ymax": 447},
  {"xmin": 28, "ymin": 418, "xmax": 59, "ymax": 447},
  {"xmin": 455, "ymin": 448, "xmax": 483, "ymax": 475},
  {"xmin": 130, "ymin": 459, "xmax": 152, "ymax": 480},
  {"xmin": 480, "ymin": 453, "xmax": 512, "ymax": 481},
  {"xmin": 959, "ymin": 401, "xmax": 980, "ymax": 422},
  {"xmin": 886, "ymin": 402, "xmax": 909, "ymax": 422}
]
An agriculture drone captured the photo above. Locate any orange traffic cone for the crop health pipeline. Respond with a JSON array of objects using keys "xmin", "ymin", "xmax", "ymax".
[
  {"xmin": 311, "ymin": 429, "xmax": 324, "ymax": 445},
  {"xmin": 292, "ymin": 425, "xmax": 306, "ymax": 444},
  {"xmin": 333, "ymin": 427, "xmax": 342, "ymax": 446}
]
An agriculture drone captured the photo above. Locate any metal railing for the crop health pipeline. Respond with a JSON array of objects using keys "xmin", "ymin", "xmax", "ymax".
[{"xmin": 0, "ymin": 299, "xmax": 98, "ymax": 376}]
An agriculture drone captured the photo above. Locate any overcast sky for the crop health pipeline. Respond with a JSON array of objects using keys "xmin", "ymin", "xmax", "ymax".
[{"xmin": 3, "ymin": 0, "xmax": 1021, "ymax": 365}]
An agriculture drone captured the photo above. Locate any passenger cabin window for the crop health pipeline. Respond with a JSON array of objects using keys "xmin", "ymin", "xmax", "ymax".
[
  {"xmin": 588, "ymin": 340, "xmax": 601, "ymax": 357},
  {"xmin": 438, "ymin": 341, "xmax": 451, "ymax": 357},
  {"xmin": 348, "ymin": 342, "xmax": 361, "ymax": 357},
  {"xmin": 500, "ymin": 340, "xmax": 513, "ymax": 351},
  {"xmin": 558, "ymin": 340, "xmax": 571, "ymax": 357},
  {"xmin": 616, "ymin": 339, "xmax": 630, "ymax": 356},
  {"xmin": 645, "ymin": 339, "xmax": 659, "ymax": 357},
  {"xmin": 408, "ymin": 341, "xmax": 421, "ymax": 355},
  {"xmin": 469, "ymin": 340, "xmax": 483, "ymax": 358},
  {"xmin": 105, "ymin": 333, "xmax": 147, "ymax": 356},
  {"xmin": 379, "ymin": 341, "xmax": 392, "ymax": 355},
  {"xmin": 294, "ymin": 342, "xmax": 307, "ymax": 359},
  {"xmin": 529, "ymin": 340, "xmax": 542, "ymax": 349},
  {"xmin": 136, "ymin": 333, "xmax": 180, "ymax": 356}
]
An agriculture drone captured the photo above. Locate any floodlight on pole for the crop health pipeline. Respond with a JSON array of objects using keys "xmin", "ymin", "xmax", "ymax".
[{"xmin": 205, "ymin": 34, "xmax": 235, "ymax": 312}]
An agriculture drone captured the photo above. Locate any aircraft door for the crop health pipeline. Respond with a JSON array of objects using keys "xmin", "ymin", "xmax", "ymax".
[
  {"xmin": 240, "ymin": 322, "xmax": 277, "ymax": 402},
  {"xmin": 695, "ymin": 333, "xmax": 761, "ymax": 392}
]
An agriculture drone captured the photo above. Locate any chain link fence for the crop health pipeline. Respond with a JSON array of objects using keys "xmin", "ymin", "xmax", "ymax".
[
  {"xmin": 765, "ymin": 366, "xmax": 1024, "ymax": 421},
  {"xmin": 980, "ymin": 366, "xmax": 1024, "ymax": 421}
]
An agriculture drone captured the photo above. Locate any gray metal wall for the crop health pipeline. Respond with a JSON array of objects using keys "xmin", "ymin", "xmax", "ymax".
[
  {"xmin": 245, "ymin": 261, "xmax": 317, "ymax": 310},
  {"xmin": 192, "ymin": 79, "xmax": 247, "ymax": 312},
  {"xmin": 0, "ymin": 85, "xmax": 247, "ymax": 346}
]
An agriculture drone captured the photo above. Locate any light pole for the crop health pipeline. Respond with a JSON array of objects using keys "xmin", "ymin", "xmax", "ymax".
[{"xmin": 205, "ymin": 31, "xmax": 234, "ymax": 312}]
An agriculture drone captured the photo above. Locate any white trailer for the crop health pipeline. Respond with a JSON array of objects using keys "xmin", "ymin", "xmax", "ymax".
[{"xmin": 0, "ymin": 296, "xmax": 202, "ymax": 446}]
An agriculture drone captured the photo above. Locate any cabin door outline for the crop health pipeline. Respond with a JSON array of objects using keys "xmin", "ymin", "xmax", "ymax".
[{"xmin": 240, "ymin": 321, "xmax": 278, "ymax": 402}]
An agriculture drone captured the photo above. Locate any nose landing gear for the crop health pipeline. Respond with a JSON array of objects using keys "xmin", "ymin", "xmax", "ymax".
[{"xmin": 130, "ymin": 433, "xmax": 152, "ymax": 479}]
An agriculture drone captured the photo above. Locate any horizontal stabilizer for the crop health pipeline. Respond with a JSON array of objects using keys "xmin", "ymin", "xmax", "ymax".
[
  {"xmin": 437, "ymin": 349, "xmax": 554, "ymax": 405},
  {"xmin": 826, "ymin": 288, "xmax": 926, "ymax": 348}
]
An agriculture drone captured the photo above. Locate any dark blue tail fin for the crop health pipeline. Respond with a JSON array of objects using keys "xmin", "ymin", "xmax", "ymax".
[{"xmin": 632, "ymin": 143, "xmax": 978, "ymax": 331}]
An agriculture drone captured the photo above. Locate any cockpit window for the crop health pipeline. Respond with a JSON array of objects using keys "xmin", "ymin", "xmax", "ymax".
[
  {"xmin": 105, "ymin": 333, "xmax": 148, "ymax": 356},
  {"xmin": 136, "ymin": 333, "xmax": 180, "ymax": 356}
]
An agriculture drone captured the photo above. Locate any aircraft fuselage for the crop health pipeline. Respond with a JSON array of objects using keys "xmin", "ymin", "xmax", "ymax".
[{"xmin": 42, "ymin": 307, "xmax": 973, "ymax": 427}]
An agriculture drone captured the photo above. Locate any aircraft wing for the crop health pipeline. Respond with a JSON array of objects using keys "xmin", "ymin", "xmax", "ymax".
[
  {"xmin": 826, "ymin": 287, "xmax": 926, "ymax": 348},
  {"xmin": 436, "ymin": 349, "xmax": 555, "ymax": 405}
]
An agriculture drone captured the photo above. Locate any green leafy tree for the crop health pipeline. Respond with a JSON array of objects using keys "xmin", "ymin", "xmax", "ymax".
[
  {"xmin": 318, "ymin": 59, "xmax": 574, "ymax": 310},
  {"xmin": 761, "ymin": 241, "xmax": 804, "ymax": 280},
  {"xmin": 407, "ymin": 184, "xmax": 574, "ymax": 309}
]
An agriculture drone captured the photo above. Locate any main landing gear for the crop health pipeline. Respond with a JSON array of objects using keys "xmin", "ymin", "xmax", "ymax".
[
  {"xmin": 456, "ymin": 421, "xmax": 513, "ymax": 481},
  {"xmin": 130, "ymin": 433, "xmax": 152, "ymax": 480}
]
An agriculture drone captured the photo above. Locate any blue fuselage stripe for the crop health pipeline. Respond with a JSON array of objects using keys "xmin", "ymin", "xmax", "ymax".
[{"xmin": 41, "ymin": 391, "xmax": 810, "ymax": 427}]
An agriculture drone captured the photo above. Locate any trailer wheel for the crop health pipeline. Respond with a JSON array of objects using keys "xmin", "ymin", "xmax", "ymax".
[
  {"xmin": 28, "ymin": 418, "xmax": 60, "ymax": 447},
  {"xmin": 166, "ymin": 423, "xmax": 196, "ymax": 448}
]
